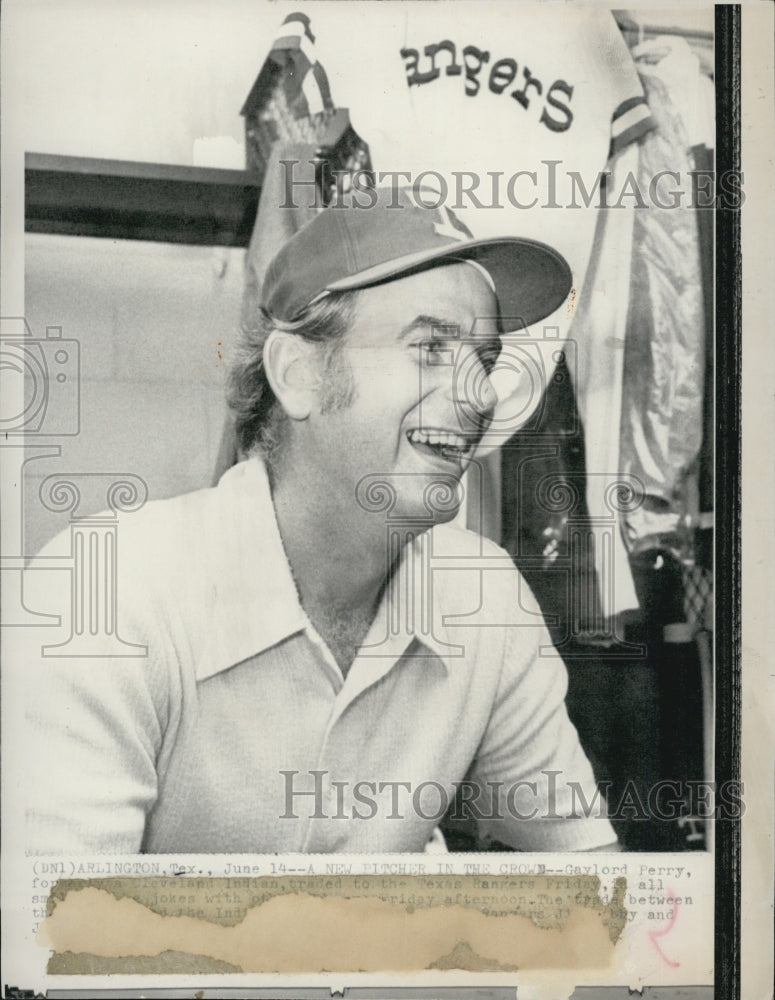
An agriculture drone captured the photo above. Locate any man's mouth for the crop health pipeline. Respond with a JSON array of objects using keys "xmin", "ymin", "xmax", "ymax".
[{"xmin": 406, "ymin": 428, "xmax": 479, "ymax": 465}]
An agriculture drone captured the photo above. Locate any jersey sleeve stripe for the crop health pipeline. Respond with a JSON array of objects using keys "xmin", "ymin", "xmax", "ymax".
[
  {"xmin": 610, "ymin": 97, "xmax": 656, "ymax": 155},
  {"xmin": 280, "ymin": 11, "xmax": 315, "ymax": 44},
  {"xmin": 612, "ymin": 95, "xmax": 649, "ymax": 124},
  {"xmin": 272, "ymin": 23, "xmax": 316, "ymax": 63}
]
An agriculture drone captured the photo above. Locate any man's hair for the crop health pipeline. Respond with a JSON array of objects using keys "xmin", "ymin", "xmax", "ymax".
[{"xmin": 227, "ymin": 289, "xmax": 360, "ymax": 469}]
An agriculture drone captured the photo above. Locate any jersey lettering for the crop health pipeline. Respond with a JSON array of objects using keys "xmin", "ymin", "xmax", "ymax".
[{"xmin": 401, "ymin": 39, "xmax": 575, "ymax": 133}]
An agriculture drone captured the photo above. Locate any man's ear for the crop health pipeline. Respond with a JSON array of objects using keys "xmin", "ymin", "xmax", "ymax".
[{"xmin": 262, "ymin": 330, "xmax": 318, "ymax": 421}]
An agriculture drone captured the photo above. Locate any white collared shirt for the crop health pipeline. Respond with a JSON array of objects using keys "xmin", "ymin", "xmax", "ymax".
[{"xmin": 24, "ymin": 458, "xmax": 615, "ymax": 854}]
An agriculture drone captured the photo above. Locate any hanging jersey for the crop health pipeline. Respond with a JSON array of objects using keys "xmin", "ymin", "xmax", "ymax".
[{"xmin": 272, "ymin": 3, "xmax": 653, "ymax": 276}]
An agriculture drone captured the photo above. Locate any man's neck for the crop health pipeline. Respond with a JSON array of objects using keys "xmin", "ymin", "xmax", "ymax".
[{"xmin": 270, "ymin": 460, "xmax": 398, "ymax": 629}]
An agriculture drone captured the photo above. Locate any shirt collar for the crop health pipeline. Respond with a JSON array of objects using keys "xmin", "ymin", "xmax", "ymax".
[
  {"xmin": 196, "ymin": 457, "xmax": 457, "ymax": 681},
  {"xmin": 356, "ymin": 531, "xmax": 460, "ymax": 667},
  {"xmin": 196, "ymin": 457, "xmax": 307, "ymax": 681}
]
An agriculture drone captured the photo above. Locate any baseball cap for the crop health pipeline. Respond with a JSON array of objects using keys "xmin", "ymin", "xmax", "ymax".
[{"xmin": 259, "ymin": 187, "xmax": 572, "ymax": 329}]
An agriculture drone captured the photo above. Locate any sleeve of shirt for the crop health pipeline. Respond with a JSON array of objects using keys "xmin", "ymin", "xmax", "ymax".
[
  {"xmin": 23, "ymin": 529, "xmax": 169, "ymax": 855},
  {"xmin": 252, "ymin": 11, "xmax": 335, "ymax": 121},
  {"xmin": 603, "ymin": 12, "xmax": 656, "ymax": 157},
  {"xmin": 468, "ymin": 588, "xmax": 617, "ymax": 851}
]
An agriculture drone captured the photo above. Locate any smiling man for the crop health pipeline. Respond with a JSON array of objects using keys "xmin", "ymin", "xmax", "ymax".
[{"xmin": 26, "ymin": 190, "xmax": 618, "ymax": 855}]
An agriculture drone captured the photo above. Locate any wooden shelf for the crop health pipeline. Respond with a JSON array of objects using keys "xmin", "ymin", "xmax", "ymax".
[{"xmin": 25, "ymin": 152, "xmax": 261, "ymax": 247}]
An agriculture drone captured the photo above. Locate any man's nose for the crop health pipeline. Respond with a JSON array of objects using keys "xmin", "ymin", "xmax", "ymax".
[{"xmin": 449, "ymin": 344, "xmax": 499, "ymax": 424}]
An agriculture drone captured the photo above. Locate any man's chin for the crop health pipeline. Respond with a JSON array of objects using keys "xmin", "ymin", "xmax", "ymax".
[
  {"xmin": 398, "ymin": 473, "xmax": 465, "ymax": 525},
  {"xmin": 352, "ymin": 469, "xmax": 465, "ymax": 526}
]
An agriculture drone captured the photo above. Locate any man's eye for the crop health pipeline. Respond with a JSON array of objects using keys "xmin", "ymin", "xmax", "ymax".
[{"xmin": 417, "ymin": 340, "xmax": 455, "ymax": 365}]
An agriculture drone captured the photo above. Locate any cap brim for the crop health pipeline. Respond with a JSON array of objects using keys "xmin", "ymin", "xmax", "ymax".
[{"xmin": 324, "ymin": 236, "xmax": 572, "ymax": 329}]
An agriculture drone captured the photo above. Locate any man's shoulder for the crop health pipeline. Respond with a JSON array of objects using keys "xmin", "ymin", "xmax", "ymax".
[
  {"xmin": 430, "ymin": 520, "xmax": 511, "ymax": 560},
  {"xmin": 40, "ymin": 459, "xmax": 265, "ymax": 556},
  {"xmin": 33, "ymin": 462, "xmax": 263, "ymax": 604},
  {"xmin": 105, "ymin": 483, "xmax": 224, "ymax": 592},
  {"xmin": 117, "ymin": 462, "xmax": 270, "ymax": 589},
  {"xmin": 428, "ymin": 520, "xmax": 543, "ymax": 623},
  {"xmin": 118, "ymin": 480, "xmax": 220, "ymax": 545},
  {"xmin": 32, "ymin": 481, "xmax": 216, "ymax": 563}
]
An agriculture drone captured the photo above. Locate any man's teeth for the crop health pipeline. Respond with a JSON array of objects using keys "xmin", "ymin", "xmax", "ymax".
[{"xmin": 407, "ymin": 429, "xmax": 473, "ymax": 453}]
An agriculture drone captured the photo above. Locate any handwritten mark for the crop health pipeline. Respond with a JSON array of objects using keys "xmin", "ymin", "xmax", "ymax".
[{"xmin": 648, "ymin": 886, "xmax": 680, "ymax": 967}]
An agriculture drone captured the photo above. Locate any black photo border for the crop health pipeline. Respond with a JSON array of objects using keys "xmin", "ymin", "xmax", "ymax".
[{"xmin": 714, "ymin": 5, "xmax": 741, "ymax": 999}]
